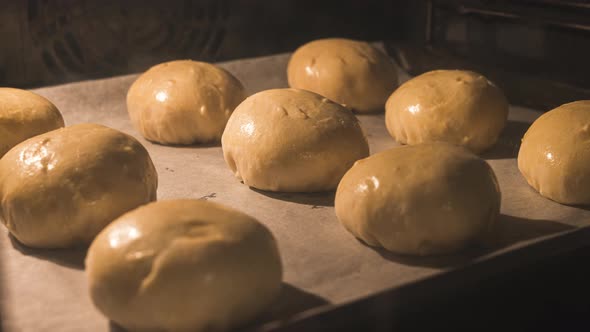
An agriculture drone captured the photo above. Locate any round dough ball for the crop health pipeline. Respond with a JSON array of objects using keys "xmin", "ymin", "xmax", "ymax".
[
  {"xmin": 127, "ymin": 60, "xmax": 246, "ymax": 145},
  {"xmin": 287, "ymin": 38, "xmax": 397, "ymax": 113},
  {"xmin": 518, "ymin": 100, "xmax": 590, "ymax": 205},
  {"xmin": 222, "ymin": 88, "xmax": 370, "ymax": 192},
  {"xmin": 335, "ymin": 142, "xmax": 500, "ymax": 256},
  {"xmin": 0, "ymin": 123, "xmax": 158, "ymax": 248},
  {"xmin": 385, "ymin": 70, "xmax": 509, "ymax": 153},
  {"xmin": 0, "ymin": 88, "xmax": 64, "ymax": 157},
  {"xmin": 86, "ymin": 199, "xmax": 282, "ymax": 332}
]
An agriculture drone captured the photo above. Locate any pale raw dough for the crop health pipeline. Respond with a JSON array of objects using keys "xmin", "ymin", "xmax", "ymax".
[
  {"xmin": 518, "ymin": 100, "xmax": 590, "ymax": 205},
  {"xmin": 335, "ymin": 142, "xmax": 500, "ymax": 256},
  {"xmin": 127, "ymin": 60, "xmax": 246, "ymax": 144},
  {"xmin": 0, "ymin": 88, "xmax": 64, "ymax": 157},
  {"xmin": 0, "ymin": 123, "xmax": 157, "ymax": 248},
  {"xmin": 287, "ymin": 38, "xmax": 397, "ymax": 113},
  {"xmin": 86, "ymin": 199, "xmax": 282, "ymax": 332},
  {"xmin": 222, "ymin": 88, "xmax": 370, "ymax": 192},
  {"xmin": 385, "ymin": 70, "xmax": 508, "ymax": 153}
]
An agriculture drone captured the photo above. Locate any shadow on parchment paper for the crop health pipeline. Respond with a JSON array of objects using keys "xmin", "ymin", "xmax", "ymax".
[
  {"xmin": 369, "ymin": 214, "xmax": 574, "ymax": 269},
  {"xmin": 108, "ymin": 284, "xmax": 329, "ymax": 332},
  {"xmin": 481, "ymin": 120, "xmax": 530, "ymax": 160},
  {"xmin": 240, "ymin": 283, "xmax": 329, "ymax": 331},
  {"xmin": 109, "ymin": 322, "xmax": 125, "ymax": 332},
  {"xmin": 250, "ymin": 188, "xmax": 335, "ymax": 208},
  {"xmin": 8, "ymin": 234, "xmax": 87, "ymax": 270},
  {"xmin": 566, "ymin": 203, "xmax": 590, "ymax": 212}
]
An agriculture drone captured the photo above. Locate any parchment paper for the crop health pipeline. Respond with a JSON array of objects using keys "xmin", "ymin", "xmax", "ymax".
[{"xmin": 1, "ymin": 51, "xmax": 590, "ymax": 332}]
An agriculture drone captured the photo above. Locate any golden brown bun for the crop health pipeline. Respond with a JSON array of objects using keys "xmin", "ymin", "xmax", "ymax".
[
  {"xmin": 0, "ymin": 123, "xmax": 157, "ymax": 248},
  {"xmin": 287, "ymin": 38, "xmax": 397, "ymax": 113},
  {"xmin": 127, "ymin": 60, "xmax": 246, "ymax": 145},
  {"xmin": 86, "ymin": 199, "xmax": 282, "ymax": 332},
  {"xmin": 335, "ymin": 142, "xmax": 500, "ymax": 256},
  {"xmin": 0, "ymin": 88, "xmax": 64, "ymax": 157},
  {"xmin": 385, "ymin": 70, "xmax": 508, "ymax": 153},
  {"xmin": 222, "ymin": 88, "xmax": 370, "ymax": 192},
  {"xmin": 518, "ymin": 100, "xmax": 590, "ymax": 205}
]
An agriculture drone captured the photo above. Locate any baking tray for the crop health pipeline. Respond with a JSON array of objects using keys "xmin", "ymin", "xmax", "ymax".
[{"xmin": 1, "ymin": 49, "xmax": 589, "ymax": 332}]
